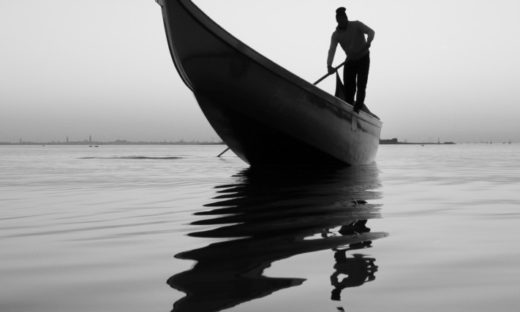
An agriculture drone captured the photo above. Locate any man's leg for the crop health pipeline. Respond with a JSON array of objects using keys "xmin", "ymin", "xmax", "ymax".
[
  {"xmin": 343, "ymin": 61, "xmax": 357, "ymax": 105},
  {"xmin": 354, "ymin": 54, "xmax": 370, "ymax": 112}
]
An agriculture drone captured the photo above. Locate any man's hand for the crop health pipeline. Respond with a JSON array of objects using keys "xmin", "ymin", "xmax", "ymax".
[{"xmin": 328, "ymin": 65, "xmax": 335, "ymax": 74}]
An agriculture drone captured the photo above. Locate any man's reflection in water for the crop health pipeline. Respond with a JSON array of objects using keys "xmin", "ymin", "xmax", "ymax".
[
  {"xmin": 330, "ymin": 221, "xmax": 378, "ymax": 302},
  {"xmin": 169, "ymin": 165, "xmax": 387, "ymax": 312}
]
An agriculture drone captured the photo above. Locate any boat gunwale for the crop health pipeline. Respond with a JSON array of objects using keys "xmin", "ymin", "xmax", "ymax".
[{"xmin": 164, "ymin": 0, "xmax": 383, "ymax": 129}]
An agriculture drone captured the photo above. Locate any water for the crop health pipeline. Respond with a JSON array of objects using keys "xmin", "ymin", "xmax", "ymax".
[{"xmin": 1, "ymin": 144, "xmax": 519, "ymax": 312}]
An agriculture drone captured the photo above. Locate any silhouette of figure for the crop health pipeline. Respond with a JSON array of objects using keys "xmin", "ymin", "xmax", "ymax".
[
  {"xmin": 330, "ymin": 252, "xmax": 378, "ymax": 301},
  {"xmin": 330, "ymin": 220, "xmax": 377, "ymax": 301},
  {"xmin": 327, "ymin": 7, "xmax": 375, "ymax": 113}
]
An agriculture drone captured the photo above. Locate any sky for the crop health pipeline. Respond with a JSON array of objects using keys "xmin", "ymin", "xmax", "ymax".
[{"xmin": 1, "ymin": 0, "xmax": 520, "ymax": 143}]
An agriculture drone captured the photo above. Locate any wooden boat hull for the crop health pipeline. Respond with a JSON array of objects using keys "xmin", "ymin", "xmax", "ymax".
[{"xmin": 157, "ymin": 0, "xmax": 382, "ymax": 166}]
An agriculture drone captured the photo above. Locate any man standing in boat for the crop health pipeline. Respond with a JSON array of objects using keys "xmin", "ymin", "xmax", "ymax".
[{"xmin": 327, "ymin": 7, "xmax": 375, "ymax": 113}]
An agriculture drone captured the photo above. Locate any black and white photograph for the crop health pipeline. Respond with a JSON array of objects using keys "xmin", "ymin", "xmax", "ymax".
[{"xmin": 1, "ymin": 1, "xmax": 519, "ymax": 311}]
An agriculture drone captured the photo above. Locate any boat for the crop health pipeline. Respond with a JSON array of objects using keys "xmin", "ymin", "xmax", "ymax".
[{"xmin": 155, "ymin": 0, "xmax": 382, "ymax": 166}]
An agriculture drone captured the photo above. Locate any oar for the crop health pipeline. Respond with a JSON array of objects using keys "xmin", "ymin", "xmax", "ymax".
[
  {"xmin": 313, "ymin": 61, "xmax": 346, "ymax": 85},
  {"xmin": 217, "ymin": 147, "xmax": 230, "ymax": 158},
  {"xmin": 218, "ymin": 63, "xmax": 347, "ymax": 157}
]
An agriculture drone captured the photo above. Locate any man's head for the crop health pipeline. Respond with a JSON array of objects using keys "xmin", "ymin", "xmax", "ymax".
[{"xmin": 336, "ymin": 7, "xmax": 349, "ymax": 30}]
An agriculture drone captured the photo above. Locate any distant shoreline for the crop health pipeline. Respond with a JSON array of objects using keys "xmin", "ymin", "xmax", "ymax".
[
  {"xmin": 379, "ymin": 138, "xmax": 456, "ymax": 145},
  {"xmin": 2, "ymin": 139, "xmax": 514, "ymax": 146},
  {"xmin": 0, "ymin": 140, "xmax": 462, "ymax": 146},
  {"xmin": 0, "ymin": 141, "xmax": 224, "ymax": 146},
  {"xmin": 1, "ymin": 139, "xmax": 454, "ymax": 146}
]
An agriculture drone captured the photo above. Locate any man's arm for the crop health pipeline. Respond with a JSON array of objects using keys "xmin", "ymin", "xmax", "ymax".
[
  {"xmin": 359, "ymin": 22, "xmax": 375, "ymax": 46},
  {"xmin": 327, "ymin": 33, "xmax": 338, "ymax": 73}
]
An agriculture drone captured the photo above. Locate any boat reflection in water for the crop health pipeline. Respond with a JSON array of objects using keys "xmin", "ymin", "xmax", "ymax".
[{"xmin": 168, "ymin": 165, "xmax": 387, "ymax": 311}]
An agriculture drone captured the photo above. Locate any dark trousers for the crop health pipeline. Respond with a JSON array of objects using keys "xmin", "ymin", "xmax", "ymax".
[{"xmin": 343, "ymin": 53, "xmax": 370, "ymax": 108}]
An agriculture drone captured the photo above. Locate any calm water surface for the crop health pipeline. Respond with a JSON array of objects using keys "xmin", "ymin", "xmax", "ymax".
[{"xmin": 1, "ymin": 144, "xmax": 519, "ymax": 312}]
